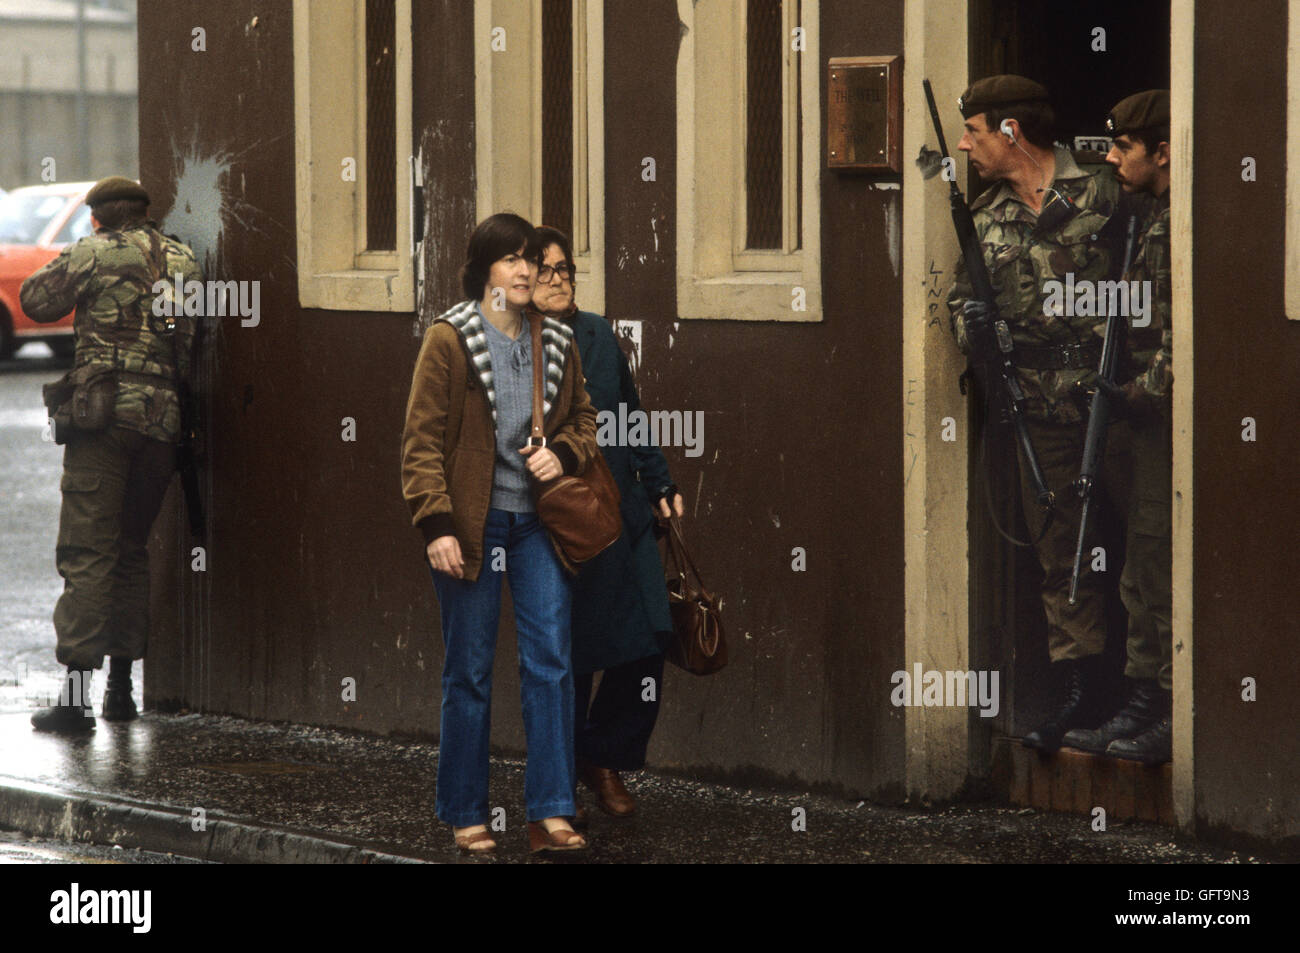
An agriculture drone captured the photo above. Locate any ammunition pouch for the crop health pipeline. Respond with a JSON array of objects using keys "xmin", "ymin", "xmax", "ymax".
[{"xmin": 42, "ymin": 364, "xmax": 117, "ymax": 445}]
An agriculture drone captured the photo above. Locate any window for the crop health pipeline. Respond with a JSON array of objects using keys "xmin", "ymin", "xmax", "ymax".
[
  {"xmin": 541, "ymin": 0, "xmax": 574, "ymax": 238},
  {"xmin": 676, "ymin": 0, "xmax": 821, "ymax": 321},
  {"xmin": 54, "ymin": 204, "xmax": 93, "ymax": 246},
  {"xmin": 474, "ymin": 0, "xmax": 604, "ymax": 311},
  {"xmin": 293, "ymin": 0, "xmax": 413, "ymax": 312}
]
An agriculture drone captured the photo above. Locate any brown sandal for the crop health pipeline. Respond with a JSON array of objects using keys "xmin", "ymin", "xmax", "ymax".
[
  {"xmin": 528, "ymin": 820, "xmax": 588, "ymax": 852},
  {"xmin": 454, "ymin": 829, "xmax": 498, "ymax": 853}
]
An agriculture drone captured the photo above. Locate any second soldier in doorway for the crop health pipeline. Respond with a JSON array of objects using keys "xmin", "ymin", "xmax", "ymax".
[
  {"xmin": 945, "ymin": 76, "xmax": 1132, "ymax": 751},
  {"xmin": 1063, "ymin": 90, "xmax": 1173, "ymax": 765},
  {"xmin": 21, "ymin": 176, "xmax": 203, "ymax": 732}
]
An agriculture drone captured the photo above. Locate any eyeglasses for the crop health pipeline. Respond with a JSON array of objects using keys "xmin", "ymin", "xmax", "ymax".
[{"xmin": 537, "ymin": 262, "xmax": 573, "ymax": 283}]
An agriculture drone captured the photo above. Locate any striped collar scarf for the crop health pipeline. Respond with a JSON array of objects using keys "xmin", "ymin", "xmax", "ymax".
[{"xmin": 435, "ymin": 299, "xmax": 575, "ymax": 425}]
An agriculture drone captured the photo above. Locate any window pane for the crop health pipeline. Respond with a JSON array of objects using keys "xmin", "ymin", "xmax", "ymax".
[
  {"xmin": 55, "ymin": 204, "xmax": 93, "ymax": 245},
  {"xmin": 366, "ymin": 0, "xmax": 397, "ymax": 251},
  {"xmin": 542, "ymin": 0, "xmax": 574, "ymax": 239},
  {"xmin": 746, "ymin": 0, "xmax": 783, "ymax": 249}
]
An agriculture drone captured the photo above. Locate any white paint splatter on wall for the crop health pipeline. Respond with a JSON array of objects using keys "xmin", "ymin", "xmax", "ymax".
[
  {"xmin": 161, "ymin": 143, "xmax": 233, "ymax": 276},
  {"xmin": 158, "ymin": 133, "xmax": 290, "ymax": 280}
]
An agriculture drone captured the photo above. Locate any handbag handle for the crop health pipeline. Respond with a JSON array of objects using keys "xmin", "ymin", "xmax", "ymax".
[{"xmin": 666, "ymin": 513, "xmax": 715, "ymax": 603}]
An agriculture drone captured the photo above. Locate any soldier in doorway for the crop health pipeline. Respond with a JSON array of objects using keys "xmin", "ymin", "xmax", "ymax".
[
  {"xmin": 21, "ymin": 176, "xmax": 202, "ymax": 732},
  {"xmin": 945, "ymin": 76, "xmax": 1132, "ymax": 752},
  {"xmin": 1063, "ymin": 90, "xmax": 1173, "ymax": 765}
]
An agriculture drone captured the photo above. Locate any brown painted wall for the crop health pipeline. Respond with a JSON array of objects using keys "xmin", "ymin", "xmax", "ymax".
[
  {"xmin": 602, "ymin": 0, "xmax": 906, "ymax": 795},
  {"xmin": 141, "ymin": 0, "xmax": 905, "ymax": 802},
  {"xmin": 141, "ymin": 0, "xmax": 456, "ymax": 731},
  {"xmin": 1192, "ymin": 0, "xmax": 1300, "ymax": 847}
]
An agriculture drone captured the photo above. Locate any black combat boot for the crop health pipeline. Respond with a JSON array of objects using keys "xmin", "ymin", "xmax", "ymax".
[
  {"xmin": 1022, "ymin": 656, "xmax": 1108, "ymax": 753},
  {"xmin": 1061, "ymin": 679, "xmax": 1170, "ymax": 754},
  {"xmin": 31, "ymin": 667, "xmax": 96, "ymax": 733},
  {"xmin": 1108, "ymin": 715, "xmax": 1173, "ymax": 765},
  {"xmin": 102, "ymin": 656, "xmax": 138, "ymax": 722}
]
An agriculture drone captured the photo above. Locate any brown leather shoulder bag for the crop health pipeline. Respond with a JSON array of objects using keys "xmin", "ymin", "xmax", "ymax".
[{"xmin": 528, "ymin": 313, "xmax": 622, "ymax": 564}]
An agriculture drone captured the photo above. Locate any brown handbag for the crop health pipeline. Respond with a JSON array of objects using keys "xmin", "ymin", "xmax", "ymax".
[
  {"xmin": 528, "ymin": 313, "xmax": 622, "ymax": 564},
  {"xmin": 662, "ymin": 513, "xmax": 727, "ymax": 675}
]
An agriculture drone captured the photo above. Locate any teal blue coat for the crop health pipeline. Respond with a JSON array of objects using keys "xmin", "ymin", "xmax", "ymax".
[{"xmin": 566, "ymin": 310, "xmax": 675, "ymax": 675}]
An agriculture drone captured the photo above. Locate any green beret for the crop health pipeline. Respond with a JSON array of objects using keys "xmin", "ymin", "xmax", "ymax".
[
  {"xmin": 958, "ymin": 75, "xmax": 1049, "ymax": 118},
  {"xmin": 1106, "ymin": 89, "xmax": 1170, "ymax": 135},
  {"xmin": 85, "ymin": 176, "xmax": 150, "ymax": 208}
]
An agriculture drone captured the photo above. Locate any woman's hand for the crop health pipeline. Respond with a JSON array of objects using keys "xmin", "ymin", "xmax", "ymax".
[
  {"xmin": 519, "ymin": 444, "xmax": 563, "ymax": 482},
  {"xmin": 427, "ymin": 535, "xmax": 465, "ymax": 579},
  {"xmin": 656, "ymin": 493, "xmax": 685, "ymax": 521}
]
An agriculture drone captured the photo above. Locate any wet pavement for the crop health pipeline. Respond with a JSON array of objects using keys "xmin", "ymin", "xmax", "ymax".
[
  {"xmin": 0, "ymin": 709, "xmax": 1277, "ymax": 863},
  {"xmin": 0, "ymin": 347, "xmax": 117, "ymax": 720}
]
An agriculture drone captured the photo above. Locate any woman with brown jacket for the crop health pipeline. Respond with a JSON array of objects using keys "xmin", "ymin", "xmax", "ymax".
[{"xmin": 401, "ymin": 213, "xmax": 600, "ymax": 853}]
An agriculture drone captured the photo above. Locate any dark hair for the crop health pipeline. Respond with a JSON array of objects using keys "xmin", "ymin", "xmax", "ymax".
[
  {"xmin": 460, "ymin": 212, "xmax": 541, "ymax": 300},
  {"xmin": 91, "ymin": 198, "xmax": 149, "ymax": 230},
  {"xmin": 1127, "ymin": 126, "xmax": 1170, "ymax": 156},
  {"xmin": 983, "ymin": 100, "xmax": 1056, "ymax": 150},
  {"xmin": 535, "ymin": 225, "xmax": 575, "ymax": 275}
]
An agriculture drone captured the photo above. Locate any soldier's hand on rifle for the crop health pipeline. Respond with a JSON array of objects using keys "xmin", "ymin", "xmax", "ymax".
[
  {"xmin": 961, "ymin": 299, "xmax": 996, "ymax": 352},
  {"xmin": 1080, "ymin": 376, "xmax": 1158, "ymax": 422}
]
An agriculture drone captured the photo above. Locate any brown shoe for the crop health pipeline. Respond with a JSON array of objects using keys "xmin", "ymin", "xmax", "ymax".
[
  {"xmin": 452, "ymin": 828, "xmax": 497, "ymax": 853},
  {"xmin": 527, "ymin": 820, "xmax": 588, "ymax": 852},
  {"xmin": 577, "ymin": 759, "xmax": 637, "ymax": 817}
]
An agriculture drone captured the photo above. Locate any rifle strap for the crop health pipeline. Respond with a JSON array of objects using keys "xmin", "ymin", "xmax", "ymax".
[{"xmin": 977, "ymin": 378, "xmax": 1054, "ymax": 549}]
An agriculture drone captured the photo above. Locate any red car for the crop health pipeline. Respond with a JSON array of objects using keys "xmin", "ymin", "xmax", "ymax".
[{"xmin": 0, "ymin": 182, "xmax": 95, "ymax": 359}]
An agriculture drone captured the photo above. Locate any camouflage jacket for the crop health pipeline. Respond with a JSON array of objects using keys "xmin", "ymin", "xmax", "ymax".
[
  {"xmin": 21, "ymin": 222, "xmax": 202, "ymax": 443},
  {"xmin": 1122, "ymin": 191, "xmax": 1171, "ymax": 400},
  {"xmin": 946, "ymin": 148, "xmax": 1123, "ymax": 424}
]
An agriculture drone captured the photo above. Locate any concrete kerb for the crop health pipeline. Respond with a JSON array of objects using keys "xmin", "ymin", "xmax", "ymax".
[{"xmin": 0, "ymin": 775, "xmax": 429, "ymax": 864}]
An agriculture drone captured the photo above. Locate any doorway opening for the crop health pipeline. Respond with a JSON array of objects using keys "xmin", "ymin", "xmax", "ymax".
[{"xmin": 965, "ymin": 0, "xmax": 1173, "ymax": 816}]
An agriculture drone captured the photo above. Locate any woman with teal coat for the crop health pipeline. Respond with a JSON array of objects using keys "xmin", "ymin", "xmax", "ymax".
[{"xmin": 532, "ymin": 226, "xmax": 684, "ymax": 819}]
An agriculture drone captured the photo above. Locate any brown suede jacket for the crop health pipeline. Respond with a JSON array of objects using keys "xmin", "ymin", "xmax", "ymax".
[{"xmin": 401, "ymin": 302, "xmax": 599, "ymax": 581}]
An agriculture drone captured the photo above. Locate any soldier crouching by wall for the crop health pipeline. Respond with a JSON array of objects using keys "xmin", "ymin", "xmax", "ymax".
[{"xmin": 21, "ymin": 176, "xmax": 203, "ymax": 733}]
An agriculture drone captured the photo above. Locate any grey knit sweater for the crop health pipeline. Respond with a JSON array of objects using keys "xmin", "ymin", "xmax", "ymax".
[{"xmin": 480, "ymin": 306, "xmax": 535, "ymax": 512}]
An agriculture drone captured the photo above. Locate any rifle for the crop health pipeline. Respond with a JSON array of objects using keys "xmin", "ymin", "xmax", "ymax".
[
  {"xmin": 1068, "ymin": 213, "xmax": 1138, "ymax": 604},
  {"xmin": 922, "ymin": 79, "xmax": 1054, "ymax": 524}
]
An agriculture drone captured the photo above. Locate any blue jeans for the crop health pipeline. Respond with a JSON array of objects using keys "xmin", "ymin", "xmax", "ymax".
[{"xmin": 431, "ymin": 509, "xmax": 576, "ymax": 826}]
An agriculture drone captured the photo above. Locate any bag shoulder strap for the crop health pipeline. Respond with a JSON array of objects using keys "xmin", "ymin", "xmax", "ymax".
[{"xmin": 528, "ymin": 312, "xmax": 545, "ymax": 445}]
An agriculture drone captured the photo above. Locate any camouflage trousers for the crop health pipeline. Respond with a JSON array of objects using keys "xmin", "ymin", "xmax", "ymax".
[
  {"xmin": 1016, "ymin": 416, "xmax": 1132, "ymax": 663},
  {"xmin": 53, "ymin": 425, "xmax": 175, "ymax": 670},
  {"xmin": 1120, "ymin": 408, "xmax": 1173, "ymax": 690}
]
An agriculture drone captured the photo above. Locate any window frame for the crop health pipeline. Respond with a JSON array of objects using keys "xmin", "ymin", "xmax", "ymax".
[
  {"xmin": 474, "ymin": 0, "xmax": 605, "ymax": 313},
  {"xmin": 676, "ymin": 0, "xmax": 822, "ymax": 322},
  {"xmin": 292, "ymin": 0, "xmax": 414, "ymax": 312}
]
